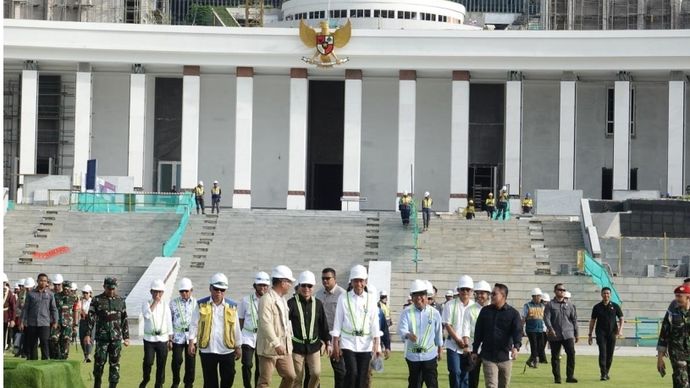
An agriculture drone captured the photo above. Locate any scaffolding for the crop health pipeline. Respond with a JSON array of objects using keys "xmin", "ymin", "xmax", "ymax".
[
  {"xmin": 5, "ymin": 0, "xmax": 170, "ymax": 23},
  {"xmin": 4, "ymin": 76, "xmax": 21, "ymax": 190},
  {"xmin": 35, "ymin": 75, "xmax": 75, "ymax": 177}
]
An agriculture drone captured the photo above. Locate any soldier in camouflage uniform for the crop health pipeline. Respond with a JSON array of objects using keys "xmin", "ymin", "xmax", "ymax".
[
  {"xmin": 657, "ymin": 285, "xmax": 690, "ymax": 388},
  {"xmin": 85, "ymin": 277, "xmax": 130, "ymax": 388},
  {"xmin": 50, "ymin": 280, "xmax": 79, "ymax": 359}
]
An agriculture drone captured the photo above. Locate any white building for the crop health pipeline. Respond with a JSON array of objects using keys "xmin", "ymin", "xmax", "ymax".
[{"xmin": 3, "ymin": 18, "xmax": 690, "ymax": 211}]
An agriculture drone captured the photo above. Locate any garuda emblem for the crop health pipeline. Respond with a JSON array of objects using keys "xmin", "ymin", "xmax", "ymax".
[{"xmin": 299, "ymin": 20, "xmax": 351, "ymax": 67}]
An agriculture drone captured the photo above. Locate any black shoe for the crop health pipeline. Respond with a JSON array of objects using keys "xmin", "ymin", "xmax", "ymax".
[
  {"xmin": 605, "ymin": 374, "xmax": 610, "ymax": 380},
  {"xmin": 566, "ymin": 377, "xmax": 578, "ymax": 383},
  {"xmin": 555, "ymin": 378, "xmax": 562, "ymax": 384},
  {"xmin": 600, "ymin": 375, "xmax": 606, "ymax": 381}
]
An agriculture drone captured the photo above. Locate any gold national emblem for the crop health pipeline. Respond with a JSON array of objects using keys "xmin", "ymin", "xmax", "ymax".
[{"xmin": 299, "ymin": 20, "xmax": 352, "ymax": 67}]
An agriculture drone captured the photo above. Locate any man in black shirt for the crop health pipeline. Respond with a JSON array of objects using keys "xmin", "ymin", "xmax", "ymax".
[
  {"xmin": 588, "ymin": 287, "xmax": 623, "ymax": 381},
  {"xmin": 471, "ymin": 283, "xmax": 522, "ymax": 388}
]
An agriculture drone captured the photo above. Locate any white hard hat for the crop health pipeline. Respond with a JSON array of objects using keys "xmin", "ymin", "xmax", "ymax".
[
  {"xmin": 445, "ymin": 289, "xmax": 454, "ymax": 297},
  {"xmin": 564, "ymin": 291, "xmax": 572, "ymax": 299},
  {"xmin": 402, "ymin": 191, "xmax": 408, "ymax": 196},
  {"xmin": 272, "ymin": 265, "xmax": 296, "ymax": 282},
  {"xmin": 542, "ymin": 292, "xmax": 551, "ymax": 302},
  {"xmin": 254, "ymin": 272, "xmax": 270, "ymax": 286},
  {"xmin": 424, "ymin": 191, "xmax": 430, "ymax": 197},
  {"xmin": 24, "ymin": 277, "xmax": 35, "ymax": 288},
  {"xmin": 209, "ymin": 273, "xmax": 229, "ymax": 290},
  {"xmin": 213, "ymin": 180, "xmax": 218, "ymax": 184},
  {"xmin": 1, "ymin": 273, "xmax": 8, "ymax": 284},
  {"xmin": 531, "ymin": 288, "xmax": 543, "ymax": 296},
  {"xmin": 410, "ymin": 280, "xmax": 427, "ymax": 294},
  {"xmin": 52, "ymin": 274, "xmax": 64, "ymax": 285},
  {"xmin": 379, "ymin": 290, "xmax": 388, "ymax": 297},
  {"xmin": 82, "ymin": 284, "xmax": 92, "ymax": 293},
  {"xmin": 14, "ymin": 282, "xmax": 21, "ymax": 289},
  {"xmin": 19, "ymin": 279, "xmax": 25, "ymax": 287},
  {"xmin": 178, "ymin": 277, "xmax": 193, "ymax": 291},
  {"xmin": 150, "ymin": 279, "xmax": 165, "ymax": 291},
  {"xmin": 501, "ymin": 186, "xmax": 507, "ymax": 191},
  {"xmin": 298, "ymin": 271, "xmax": 316, "ymax": 286},
  {"xmin": 71, "ymin": 282, "xmax": 78, "ymax": 291},
  {"xmin": 349, "ymin": 264, "xmax": 368, "ymax": 281},
  {"xmin": 198, "ymin": 181, "xmax": 204, "ymax": 186},
  {"xmin": 425, "ymin": 280, "xmax": 434, "ymax": 297},
  {"xmin": 457, "ymin": 275, "xmax": 474, "ymax": 290},
  {"xmin": 474, "ymin": 280, "xmax": 492, "ymax": 293}
]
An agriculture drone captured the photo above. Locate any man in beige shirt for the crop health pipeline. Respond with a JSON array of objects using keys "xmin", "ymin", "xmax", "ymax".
[{"xmin": 257, "ymin": 265, "xmax": 297, "ymax": 388}]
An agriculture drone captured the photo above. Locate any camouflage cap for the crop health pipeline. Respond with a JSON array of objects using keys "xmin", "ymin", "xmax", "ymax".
[
  {"xmin": 62, "ymin": 280, "xmax": 72, "ymax": 289},
  {"xmin": 104, "ymin": 277, "xmax": 118, "ymax": 289}
]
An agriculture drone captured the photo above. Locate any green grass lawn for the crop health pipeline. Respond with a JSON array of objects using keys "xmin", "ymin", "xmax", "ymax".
[{"xmin": 12, "ymin": 346, "xmax": 662, "ymax": 387}]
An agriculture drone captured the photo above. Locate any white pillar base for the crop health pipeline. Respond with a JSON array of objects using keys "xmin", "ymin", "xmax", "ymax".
[
  {"xmin": 341, "ymin": 197, "xmax": 361, "ymax": 212},
  {"xmin": 233, "ymin": 193, "xmax": 251, "ymax": 209},
  {"xmin": 287, "ymin": 193, "xmax": 306, "ymax": 210},
  {"xmin": 448, "ymin": 197, "xmax": 467, "ymax": 214}
]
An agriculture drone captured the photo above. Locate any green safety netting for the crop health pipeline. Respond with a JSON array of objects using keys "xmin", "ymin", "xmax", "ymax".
[
  {"xmin": 4, "ymin": 358, "xmax": 85, "ymax": 388},
  {"xmin": 162, "ymin": 197, "xmax": 193, "ymax": 257},
  {"xmin": 583, "ymin": 251, "xmax": 622, "ymax": 305}
]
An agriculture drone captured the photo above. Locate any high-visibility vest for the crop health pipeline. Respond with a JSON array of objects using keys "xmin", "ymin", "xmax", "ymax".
[
  {"xmin": 194, "ymin": 186, "xmax": 204, "ymax": 197},
  {"xmin": 197, "ymin": 299, "xmax": 237, "ymax": 349}
]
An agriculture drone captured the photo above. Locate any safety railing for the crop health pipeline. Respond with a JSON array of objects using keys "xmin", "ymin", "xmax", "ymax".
[
  {"xmin": 411, "ymin": 199, "xmax": 421, "ymax": 272},
  {"xmin": 71, "ymin": 192, "xmax": 191, "ymax": 213},
  {"xmin": 162, "ymin": 194, "xmax": 194, "ymax": 257},
  {"xmin": 583, "ymin": 251, "xmax": 622, "ymax": 305}
]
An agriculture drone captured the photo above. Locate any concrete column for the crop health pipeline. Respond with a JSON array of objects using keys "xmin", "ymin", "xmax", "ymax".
[
  {"xmin": 613, "ymin": 80, "xmax": 631, "ymax": 191},
  {"xmin": 558, "ymin": 78, "xmax": 577, "ymax": 190},
  {"xmin": 127, "ymin": 70, "xmax": 146, "ymax": 189},
  {"xmin": 73, "ymin": 66, "xmax": 93, "ymax": 187},
  {"xmin": 233, "ymin": 67, "xmax": 254, "ymax": 209},
  {"xmin": 397, "ymin": 70, "xmax": 416, "ymax": 208},
  {"xmin": 19, "ymin": 68, "xmax": 38, "ymax": 178},
  {"xmin": 180, "ymin": 65, "xmax": 201, "ymax": 190},
  {"xmin": 504, "ymin": 78, "xmax": 522, "ymax": 196},
  {"xmin": 449, "ymin": 71, "xmax": 470, "ymax": 212},
  {"xmin": 287, "ymin": 68, "xmax": 308, "ymax": 210},
  {"xmin": 342, "ymin": 70, "xmax": 363, "ymax": 211},
  {"xmin": 668, "ymin": 78, "xmax": 686, "ymax": 196}
]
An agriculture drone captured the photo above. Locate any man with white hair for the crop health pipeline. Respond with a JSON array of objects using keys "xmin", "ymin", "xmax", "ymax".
[
  {"xmin": 140, "ymin": 279, "xmax": 173, "ymax": 388},
  {"xmin": 522, "ymin": 288, "xmax": 547, "ymax": 368},
  {"xmin": 170, "ymin": 277, "xmax": 196, "ymax": 388},
  {"xmin": 239, "ymin": 272, "xmax": 270, "ymax": 388},
  {"xmin": 442, "ymin": 275, "xmax": 475, "ymax": 388},
  {"xmin": 331, "ymin": 265, "xmax": 382, "ymax": 388}
]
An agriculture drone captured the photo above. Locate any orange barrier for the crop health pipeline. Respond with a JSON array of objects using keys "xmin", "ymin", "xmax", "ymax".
[{"xmin": 32, "ymin": 246, "xmax": 71, "ymax": 260}]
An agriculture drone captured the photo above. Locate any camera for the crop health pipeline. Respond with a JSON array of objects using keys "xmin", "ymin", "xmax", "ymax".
[{"xmin": 154, "ymin": 330, "xmax": 162, "ymax": 335}]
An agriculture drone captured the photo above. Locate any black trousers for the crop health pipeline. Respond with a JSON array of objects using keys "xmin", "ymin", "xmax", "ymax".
[
  {"xmin": 24, "ymin": 325, "xmax": 50, "ymax": 360},
  {"xmin": 241, "ymin": 345, "xmax": 259, "ymax": 388},
  {"xmin": 596, "ymin": 333, "xmax": 616, "ymax": 376},
  {"xmin": 330, "ymin": 353, "xmax": 347, "ymax": 388},
  {"xmin": 406, "ymin": 358, "xmax": 438, "ymax": 388},
  {"xmin": 549, "ymin": 338, "xmax": 576, "ymax": 380},
  {"xmin": 527, "ymin": 331, "xmax": 547, "ymax": 364},
  {"xmin": 171, "ymin": 342, "xmax": 196, "ymax": 387},
  {"xmin": 468, "ymin": 359, "xmax": 482, "ymax": 388},
  {"xmin": 141, "ymin": 340, "xmax": 168, "ymax": 388},
  {"xmin": 195, "ymin": 197, "xmax": 205, "ymax": 214},
  {"xmin": 342, "ymin": 349, "xmax": 371, "ymax": 388},
  {"xmin": 199, "ymin": 351, "xmax": 236, "ymax": 388}
]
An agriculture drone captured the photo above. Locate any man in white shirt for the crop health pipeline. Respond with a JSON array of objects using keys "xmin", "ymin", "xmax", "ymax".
[
  {"xmin": 399, "ymin": 279, "xmax": 443, "ymax": 388},
  {"xmin": 188, "ymin": 273, "xmax": 242, "ymax": 388},
  {"xmin": 169, "ymin": 277, "xmax": 196, "ymax": 388},
  {"xmin": 330, "ymin": 264, "xmax": 382, "ymax": 388},
  {"xmin": 238, "ymin": 271, "xmax": 270, "ymax": 388},
  {"xmin": 442, "ymin": 275, "xmax": 475, "ymax": 388},
  {"xmin": 315, "ymin": 267, "xmax": 346, "ymax": 388},
  {"xmin": 140, "ymin": 279, "xmax": 173, "ymax": 388},
  {"xmin": 461, "ymin": 280, "xmax": 492, "ymax": 388}
]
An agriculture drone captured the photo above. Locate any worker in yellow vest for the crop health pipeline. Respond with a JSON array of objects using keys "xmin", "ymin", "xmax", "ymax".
[
  {"xmin": 422, "ymin": 192, "xmax": 433, "ymax": 231},
  {"xmin": 399, "ymin": 192, "xmax": 412, "ymax": 226},
  {"xmin": 522, "ymin": 193, "xmax": 534, "ymax": 214},
  {"xmin": 211, "ymin": 181, "xmax": 222, "ymax": 214},
  {"xmin": 188, "ymin": 273, "xmax": 242, "ymax": 388},
  {"xmin": 463, "ymin": 200, "xmax": 476, "ymax": 220},
  {"xmin": 193, "ymin": 181, "xmax": 205, "ymax": 215},
  {"xmin": 485, "ymin": 193, "xmax": 496, "ymax": 219}
]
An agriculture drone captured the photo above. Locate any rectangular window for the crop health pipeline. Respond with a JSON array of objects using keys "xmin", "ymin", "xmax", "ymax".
[
  {"xmin": 350, "ymin": 9, "xmax": 357, "ymax": 17},
  {"xmin": 319, "ymin": 10, "xmax": 325, "ymax": 18},
  {"xmin": 356, "ymin": 9, "xmax": 364, "ymax": 17},
  {"xmin": 374, "ymin": 9, "xmax": 380, "ymax": 17},
  {"xmin": 606, "ymin": 87, "xmax": 636, "ymax": 137},
  {"xmin": 364, "ymin": 9, "xmax": 371, "ymax": 17},
  {"xmin": 388, "ymin": 10, "xmax": 395, "ymax": 18},
  {"xmin": 398, "ymin": 10, "xmax": 403, "ymax": 19},
  {"xmin": 309, "ymin": 11, "xmax": 314, "ymax": 19}
]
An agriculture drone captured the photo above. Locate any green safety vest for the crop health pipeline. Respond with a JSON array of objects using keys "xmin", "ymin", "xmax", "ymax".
[{"xmin": 408, "ymin": 306, "xmax": 435, "ymax": 352}]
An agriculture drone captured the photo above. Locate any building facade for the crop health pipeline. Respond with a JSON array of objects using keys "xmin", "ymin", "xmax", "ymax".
[{"xmin": 3, "ymin": 20, "xmax": 690, "ymax": 211}]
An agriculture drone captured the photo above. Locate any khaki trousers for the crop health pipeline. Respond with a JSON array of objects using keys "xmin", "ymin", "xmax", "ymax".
[
  {"xmin": 258, "ymin": 354, "xmax": 296, "ymax": 388},
  {"xmin": 482, "ymin": 359, "xmax": 512, "ymax": 388},
  {"xmin": 292, "ymin": 351, "xmax": 321, "ymax": 388}
]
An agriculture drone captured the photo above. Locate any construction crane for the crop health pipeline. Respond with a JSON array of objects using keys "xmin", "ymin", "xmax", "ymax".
[{"xmin": 244, "ymin": 0, "xmax": 264, "ymax": 27}]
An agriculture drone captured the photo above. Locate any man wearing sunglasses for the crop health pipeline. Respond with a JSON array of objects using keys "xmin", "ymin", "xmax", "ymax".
[
  {"xmin": 238, "ymin": 272, "xmax": 271, "ymax": 388},
  {"xmin": 188, "ymin": 272, "xmax": 242, "ymax": 388},
  {"xmin": 288, "ymin": 271, "xmax": 330, "ymax": 388},
  {"xmin": 315, "ymin": 268, "xmax": 346, "ymax": 388},
  {"xmin": 544, "ymin": 283, "xmax": 579, "ymax": 384}
]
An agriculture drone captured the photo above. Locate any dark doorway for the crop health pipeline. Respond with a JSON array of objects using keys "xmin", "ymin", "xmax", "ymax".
[
  {"xmin": 468, "ymin": 84, "xmax": 505, "ymax": 201},
  {"xmin": 153, "ymin": 78, "xmax": 183, "ymax": 190},
  {"xmin": 602, "ymin": 167, "xmax": 638, "ymax": 199},
  {"xmin": 468, "ymin": 164, "xmax": 501, "ymax": 206},
  {"xmin": 306, "ymin": 81, "xmax": 344, "ymax": 210}
]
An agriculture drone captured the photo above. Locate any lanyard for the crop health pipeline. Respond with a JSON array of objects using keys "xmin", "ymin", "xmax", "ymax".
[
  {"xmin": 296, "ymin": 296, "xmax": 316, "ymax": 342},
  {"xmin": 409, "ymin": 306, "xmax": 434, "ymax": 351},
  {"xmin": 346, "ymin": 291, "xmax": 369, "ymax": 335},
  {"xmin": 249, "ymin": 294, "xmax": 258, "ymax": 329},
  {"xmin": 149, "ymin": 301, "xmax": 160, "ymax": 334},
  {"xmin": 175, "ymin": 298, "xmax": 190, "ymax": 329},
  {"xmin": 451, "ymin": 300, "xmax": 459, "ymax": 327}
]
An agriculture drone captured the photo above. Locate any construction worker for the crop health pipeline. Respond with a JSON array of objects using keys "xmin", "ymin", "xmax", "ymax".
[
  {"xmin": 194, "ymin": 181, "xmax": 205, "ymax": 215},
  {"xmin": 79, "ymin": 284, "xmax": 94, "ymax": 363},
  {"xmin": 442, "ymin": 275, "xmax": 475, "ymax": 388},
  {"xmin": 239, "ymin": 272, "xmax": 270, "ymax": 388},
  {"xmin": 288, "ymin": 271, "xmax": 330, "ymax": 388},
  {"xmin": 188, "ymin": 273, "xmax": 242, "ymax": 388},
  {"xmin": 657, "ymin": 285, "xmax": 690, "ymax": 387},
  {"xmin": 522, "ymin": 193, "xmax": 533, "ymax": 214},
  {"xmin": 170, "ymin": 278, "xmax": 196, "ymax": 388},
  {"xmin": 399, "ymin": 191, "xmax": 412, "ymax": 226},
  {"xmin": 211, "ymin": 180, "xmax": 222, "ymax": 214},
  {"xmin": 463, "ymin": 200, "xmax": 476, "ymax": 220},
  {"xmin": 378, "ymin": 290, "xmax": 392, "ymax": 327},
  {"xmin": 257, "ymin": 265, "xmax": 297, "ymax": 388},
  {"xmin": 422, "ymin": 192, "xmax": 433, "ymax": 231},
  {"xmin": 331, "ymin": 265, "xmax": 382, "ymax": 388},
  {"xmin": 85, "ymin": 277, "xmax": 130, "ymax": 388},
  {"xmin": 484, "ymin": 193, "xmax": 495, "ymax": 219},
  {"xmin": 522, "ymin": 288, "xmax": 547, "ymax": 369},
  {"xmin": 588, "ymin": 287, "xmax": 623, "ymax": 381},
  {"xmin": 461, "ymin": 280, "xmax": 492, "ymax": 388},
  {"xmin": 140, "ymin": 279, "xmax": 173, "ymax": 388},
  {"xmin": 399, "ymin": 279, "xmax": 443, "ymax": 388},
  {"xmin": 496, "ymin": 186, "xmax": 509, "ymax": 220}
]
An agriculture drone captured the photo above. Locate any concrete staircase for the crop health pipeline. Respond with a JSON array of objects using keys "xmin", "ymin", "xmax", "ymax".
[
  {"xmin": 4, "ymin": 208, "xmax": 180, "ymax": 296},
  {"xmin": 541, "ymin": 219, "xmax": 586, "ymax": 275}
]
